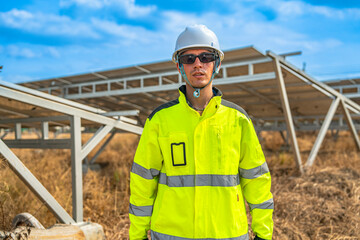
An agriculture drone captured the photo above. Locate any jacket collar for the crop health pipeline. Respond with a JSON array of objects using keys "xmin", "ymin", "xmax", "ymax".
[
  {"xmin": 178, "ymin": 85, "xmax": 222, "ymax": 117},
  {"xmin": 179, "ymin": 85, "xmax": 222, "ymax": 97}
]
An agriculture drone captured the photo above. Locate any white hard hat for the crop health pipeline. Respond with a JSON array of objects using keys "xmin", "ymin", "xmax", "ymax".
[{"xmin": 172, "ymin": 24, "xmax": 224, "ymax": 63}]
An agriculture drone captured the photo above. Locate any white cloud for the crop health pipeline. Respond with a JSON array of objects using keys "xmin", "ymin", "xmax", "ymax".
[
  {"xmin": 161, "ymin": 11, "xmax": 202, "ymax": 35},
  {"xmin": 60, "ymin": 0, "xmax": 106, "ymax": 9},
  {"xmin": 122, "ymin": 0, "xmax": 156, "ymax": 18},
  {"xmin": 46, "ymin": 47, "xmax": 61, "ymax": 58},
  {"xmin": 91, "ymin": 18, "xmax": 137, "ymax": 39},
  {"xmin": 347, "ymin": 8, "xmax": 360, "ymax": 18},
  {"xmin": 2, "ymin": 73, "xmax": 34, "ymax": 83},
  {"xmin": 2, "ymin": 44, "xmax": 63, "ymax": 60},
  {"xmin": 7, "ymin": 45, "xmax": 37, "ymax": 58},
  {"xmin": 0, "ymin": 9, "xmax": 99, "ymax": 38},
  {"xmin": 308, "ymin": 4, "xmax": 360, "ymax": 19},
  {"xmin": 159, "ymin": 6, "xmax": 345, "ymax": 57},
  {"xmin": 91, "ymin": 18, "xmax": 160, "ymax": 45},
  {"xmin": 60, "ymin": 0, "xmax": 156, "ymax": 18},
  {"xmin": 261, "ymin": 0, "xmax": 360, "ymax": 19},
  {"xmin": 277, "ymin": 0, "xmax": 305, "ymax": 16}
]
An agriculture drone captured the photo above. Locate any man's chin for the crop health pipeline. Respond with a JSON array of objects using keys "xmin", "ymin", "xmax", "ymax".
[{"xmin": 189, "ymin": 80, "xmax": 210, "ymax": 88}]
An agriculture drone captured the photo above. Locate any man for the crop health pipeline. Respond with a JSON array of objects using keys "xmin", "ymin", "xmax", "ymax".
[{"xmin": 129, "ymin": 24, "xmax": 273, "ymax": 240}]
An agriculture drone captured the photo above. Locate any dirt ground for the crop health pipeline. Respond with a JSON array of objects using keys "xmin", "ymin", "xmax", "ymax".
[{"xmin": 0, "ymin": 131, "xmax": 359, "ymax": 239}]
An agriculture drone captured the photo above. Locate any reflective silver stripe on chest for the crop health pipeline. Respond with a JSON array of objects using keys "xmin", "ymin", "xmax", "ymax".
[
  {"xmin": 151, "ymin": 230, "xmax": 249, "ymax": 240},
  {"xmin": 159, "ymin": 172, "xmax": 240, "ymax": 187}
]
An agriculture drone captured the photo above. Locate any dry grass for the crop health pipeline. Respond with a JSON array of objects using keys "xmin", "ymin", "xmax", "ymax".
[{"xmin": 1, "ymin": 131, "xmax": 359, "ymax": 239}]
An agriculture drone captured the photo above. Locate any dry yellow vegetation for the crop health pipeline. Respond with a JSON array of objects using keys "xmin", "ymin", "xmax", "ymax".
[{"xmin": 0, "ymin": 131, "xmax": 359, "ymax": 239}]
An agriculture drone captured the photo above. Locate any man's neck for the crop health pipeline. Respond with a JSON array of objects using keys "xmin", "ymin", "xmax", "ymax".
[{"xmin": 185, "ymin": 84, "xmax": 214, "ymax": 112}]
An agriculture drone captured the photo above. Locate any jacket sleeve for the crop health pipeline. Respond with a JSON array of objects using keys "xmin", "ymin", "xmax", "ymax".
[
  {"xmin": 129, "ymin": 117, "xmax": 163, "ymax": 240},
  {"xmin": 239, "ymin": 117, "xmax": 274, "ymax": 240}
]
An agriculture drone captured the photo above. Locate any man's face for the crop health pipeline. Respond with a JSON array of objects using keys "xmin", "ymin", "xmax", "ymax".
[{"xmin": 177, "ymin": 49, "xmax": 216, "ymax": 88}]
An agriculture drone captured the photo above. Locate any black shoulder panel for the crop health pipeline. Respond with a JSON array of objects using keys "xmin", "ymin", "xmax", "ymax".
[
  {"xmin": 148, "ymin": 99, "xmax": 180, "ymax": 120},
  {"xmin": 221, "ymin": 99, "xmax": 250, "ymax": 120}
]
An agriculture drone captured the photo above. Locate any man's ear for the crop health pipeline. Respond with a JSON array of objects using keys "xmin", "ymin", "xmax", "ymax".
[{"xmin": 176, "ymin": 63, "xmax": 181, "ymax": 73}]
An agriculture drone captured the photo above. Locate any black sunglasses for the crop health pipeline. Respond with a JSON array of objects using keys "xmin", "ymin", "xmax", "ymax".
[{"xmin": 178, "ymin": 52, "xmax": 216, "ymax": 64}]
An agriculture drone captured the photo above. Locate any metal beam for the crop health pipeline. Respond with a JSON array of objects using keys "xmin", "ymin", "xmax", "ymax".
[
  {"xmin": 340, "ymin": 99, "xmax": 360, "ymax": 151},
  {"xmin": 81, "ymin": 125, "xmax": 113, "ymax": 161},
  {"xmin": 119, "ymin": 116, "xmax": 138, "ymax": 125},
  {"xmin": 70, "ymin": 116, "xmax": 83, "ymax": 222},
  {"xmin": 0, "ymin": 108, "xmax": 29, "ymax": 118},
  {"xmin": 279, "ymin": 51, "xmax": 302, "ymax": 58},
  {"xmin": 275, "ymin": 58, "xmax": 360, "ymax": 114},
  {"xmin": 0, "ymin": 115, "xmax": 71, "ymax": 124},
  {"xmin": 0, "ymin": 86, "xmax": 143, "ymax": 135},
  {"xmin": 91, "ymin": 72, "xmax": 108, "ymax": 80},
  {"xmin": 236, "ymin": 84, "xmax": 281, "ymax": 108},
  {"xmin": 101, "ymin": 110, "xmax": 139, "ymax": 117},
  {"xmin": 0, "ymin": 139, "xmax": 75, "ymax": 224},
  {"xmin": 3, "ymin": 139, "xmax": 71, "ymax": 149},
  {"xmin": 88, "ymin": 130, "xmax": 117, "ymax": 165},
  {"xmin": 0, "ymin": 80, "xmax": 105, "ymax": 114},
  {"xmin": 38, "ymin": 58, "xmax": 272, "ymax": 95},
  {"xmin": 306, "ymin": 97, "xmax": 340, "ymax": 167},
  {"xmin": 270, "ymin": 53, "xmax": 304, "ymax": 174},
  {"xmin": 42, "ymin": 122, "xmax": 49, "ymax": 140},
  {"xmin": 15, "ymin": 123, "xmax": 21, "ymax": 140},
  {"xmin": 135, "ymin": 65, "xmax": 151, "ymax": 74},
  {"xmin": 63, "ymin": 72, "xmax": 275, "ymax": 99}
]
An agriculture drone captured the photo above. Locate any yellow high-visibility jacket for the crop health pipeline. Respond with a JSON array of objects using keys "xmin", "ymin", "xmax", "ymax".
[{"xmin": 129, "ymin": 86, "xmax": 273, "ymax": 240}]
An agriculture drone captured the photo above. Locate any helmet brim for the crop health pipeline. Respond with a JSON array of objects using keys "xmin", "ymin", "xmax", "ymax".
[{"xmin": 172, "ymin": 45, "xmax": 224, "ymax": 63}]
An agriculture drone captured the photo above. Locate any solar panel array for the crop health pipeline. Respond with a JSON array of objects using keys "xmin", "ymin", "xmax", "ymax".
[{"xmin": 19, "ymin": 46, "xmax": 360, "ymax": 131}]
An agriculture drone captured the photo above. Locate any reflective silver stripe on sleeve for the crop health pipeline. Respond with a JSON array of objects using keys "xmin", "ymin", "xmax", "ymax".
[
  {"xmin": 151, "ymin": 230, "xmax": 249, "ymax": 240},
  {"xmin": 248, "ymin": 198, "xmax": 274, "ymax": 211},
  {"xmin": 131, "ymin": 162, "xmax": 160, "ymax": 180},
  {"xmin": 158, "ymin": 173, "xmax": 240, "ymax": 187},
  {"xmin": 129, "ymin": 203, "xmax": 153, "ymax": 217},
  {"xmin": 239, "ymin": 161, "xmax": 269, "ymax": 179}
]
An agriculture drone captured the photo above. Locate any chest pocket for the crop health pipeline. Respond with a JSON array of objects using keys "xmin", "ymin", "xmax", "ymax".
[
  {"xmin": 208, "ymin": 121, "xmax": 240, "ymax": 174},
  {"xmin": 159, "ymin": 132, "xmax": 190, "ymax": 176},
  {"xmin": 171, "ymin": 142, "xmax": 186, "ymax": 166}
]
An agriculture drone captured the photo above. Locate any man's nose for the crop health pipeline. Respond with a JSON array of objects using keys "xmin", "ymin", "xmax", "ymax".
[{"xmin": 193, "ymin": 57, "xmax": 203, "ymax": 68}]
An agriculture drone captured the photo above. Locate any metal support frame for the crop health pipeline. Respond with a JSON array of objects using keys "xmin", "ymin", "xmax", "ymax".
[
  {"xmin": 42, "ymin": 122, "xmax": 49, "ymax": 140},
  {"xmin": 252, "ymin": 113, "xmax": 360, "ymax": 132},
  {"xmin": 3, "ymin": 139, "xmax": 71, "ymax": 149},
  {"xmin": 0, "ymin": 82, "xmax": 143, "ymax": 224},
  {"xmin": 37, "ymin": 58, "xmax": 275, "ymax": 100},
  {"xmin": 0, "ymin": 139, "xmax": 75, "ymax": 224},
  {"xmin": 331, "ymin": 84, "xmax": 360, "ymax": 99},
  {"xmin": 279, "ymin": 130, "xmax": 290, "ymax": 146},
  {"xmin": 88, "ymin": 130, "xmax": 117, "ymax": 165},
  {"xmin": 270, "ymin": 54, "xmax": 304, "ymax": 174},
  {"xmin": 306, "ymin": 97, "xmax": 340, "ymax": 167},
  {"xmin": 81, "ymin": 125, "xmax": 113, "ymax": 161},
  {"xmin": 236, "ymin": 84, "xmax": 281, "ymax": 108},
  {"xmin": 70, "ymin": 116, "xmax": 83, "ymax": 222},
  {"xmin": 340, "ymin": 99, "xmax": 360, "ymax": 150},
  {"xmin": 15, "ymin": 123, "xmax": 22, "ymax": 140},
  {"xmin": 268, "ymin": 51, "xmax": 360, "ymax": 172}
]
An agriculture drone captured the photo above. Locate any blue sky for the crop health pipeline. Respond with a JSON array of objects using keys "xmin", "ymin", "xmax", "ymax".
[{"xmin": 0, "ymin": 0, "xmax": 359, "ymax": 83}]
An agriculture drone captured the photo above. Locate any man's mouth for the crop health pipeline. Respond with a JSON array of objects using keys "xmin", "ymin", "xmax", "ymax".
[{"xmin": 192, "ymin": 72, "xmax": 205, "ymax": 77}]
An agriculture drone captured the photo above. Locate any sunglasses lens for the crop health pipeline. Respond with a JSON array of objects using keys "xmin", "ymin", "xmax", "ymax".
[
  {"xmin": 199, "ymin": 53, "xmax": 215, "ymax": 63},
  {"xmin": 181, "ymin": 55, "xmax": 196, "ymax": 64},
  {"xmin": 179, "ymin": 53, "xmax": 216, "ymax": 64}
]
